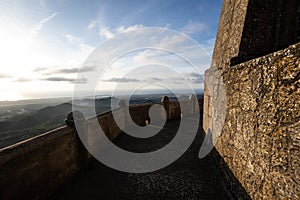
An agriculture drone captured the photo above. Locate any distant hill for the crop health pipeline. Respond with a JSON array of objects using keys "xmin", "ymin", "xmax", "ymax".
[
  {"xmin": 0, "ymin": 97, "xmax": 116, "ymax": 148},
  {"xmin": 0, "ymin": 97, "xmax": 72, "ymax": 122},
  {"xmin": 0, "ymin": 93, "xmax": 204, "ymax": 149}
]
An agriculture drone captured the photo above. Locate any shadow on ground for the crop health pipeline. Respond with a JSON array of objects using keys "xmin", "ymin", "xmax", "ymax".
[{"xmin": 52, "ymin": 118, "xmax": 250, "ymax": 200}]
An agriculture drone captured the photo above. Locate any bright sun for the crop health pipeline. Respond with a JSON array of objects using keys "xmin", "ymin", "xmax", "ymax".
[{"xmin": 0, "ymin": 91, "xmax": 23, "ymax": 101}]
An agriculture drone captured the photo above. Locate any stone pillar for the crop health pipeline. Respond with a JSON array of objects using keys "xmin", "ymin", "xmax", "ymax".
[
  {"xmin": 161, "ymin": 96, "xmax": 170, "ymax": 120},
  {"xmin": 118, "ymin": 99, "xmax": 129, "ymax": 128},
  {"xmin": 66, "ymin": 111, "xmax": 90, "ymax": 168},
  {"xmin": 189, "ymin": 94, "xmax": 198, "ymax": 115}
]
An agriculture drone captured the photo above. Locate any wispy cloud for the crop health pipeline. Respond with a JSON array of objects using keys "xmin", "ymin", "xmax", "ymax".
[
  {"xmin": 185, "ymin": 72, "xmax": 203, "ymax": 78},
  {"xmin": 64, "ymin": 34, "xmax": 81, "ymax": 44},
  {"xmin": 42, "ymin": 77, "xmax": 87, "ymax": 84},
  {"xmin": 190, "ymin": 77, "xmax": 204, "ymax": 84},
  {"xmin": 56, "ymin": 66, "xmax": 94, "ymax": 74},
  {"xmin": 88, "ymin": 20, "xmax": 97, "ymax": 30},
  {"xmin": 0, "ymin": 74, "xmax": 11, "ymax": 78},
  {"xmin": 185, "ymin": 73, "xmax": 204, "ymax": 84},
  {"xmin": 103, "ymin": 77, "xmax": 140, "ymax": 82},
  {"xmin": 102, "ymin": 74, "xmax": 204, "ymax": 85},
  {"xmin": 62, "ymin": 34, "xmax": 95, "ymax": 66},
  {"xmin": 99, "ymin": 24, "xmax": 145, "ymax": 39},
  {"xmin": 146, "ymin": 77, "xmax": 163, "ymax": 81},
  {"xmin": 117, "ymin": 24, "xmax": 144, "ymax": 33},
  {"xmin": 182, "ymin": 20, "xmax": 208, "ymax": 35},
  {"xmin": 43, "ymin": 65, "xmax": 96, "ymax": 75},
  {"xmin": 201, "ymin": 37, "xmax": 215, "ymax": 56},
  {"xmin": 31, "ymin": 12, "xmax": 58, "ymax": 35},
  {"xmin": 99, "ymin": 27, "xmax": 114, "ymax": 39},
  {"xmin": 14, "ymin": 78, "xmax": 32, "ymax": 82},
  {"xmin": 39, "ymin": 65, "xmax": 96, "ymax": 75},
  {"xmin": 33, "ymin": 67, "xmax": 48, "ymax": 72}
]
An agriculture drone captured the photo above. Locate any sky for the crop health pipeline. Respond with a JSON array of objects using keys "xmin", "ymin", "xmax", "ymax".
[{"xmin": 0, "ymin": 0, "xmax": 223, "ymax": 101}]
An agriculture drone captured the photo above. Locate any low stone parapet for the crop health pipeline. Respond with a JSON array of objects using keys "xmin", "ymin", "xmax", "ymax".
[{"xmin": 0, "ymin": 96, "xmax": 203, "ymax": 199}]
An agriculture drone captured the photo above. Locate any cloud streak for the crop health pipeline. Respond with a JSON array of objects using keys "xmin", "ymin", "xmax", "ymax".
[
  {"xmin": 43, "ymin": 65, "xmax": 96, "ymax": 75},
  {"xmin": 64, "ymin": 34, "xmax": 81, "ymax": 44},
  {"xmin": 103, "ymin": 77, "xmax": 140, "ymax": 82},
  {"xmin": 185, "ymin": 73, "xmax": 204, "ymax": 84},
  {"xmin": 88, "ymin": 20, "xmax": 97, "ymax": 30},
  {"xmin": 0, "ymin": 74, "xmax": 11, "ymax": 78},
  {"xmin": 99, "ymin": 24, "xmax": 145, "ymax": 39},
  {"xmin": 102, "ymin": 74, "xmax": 204, "ymax": 84},
  {"xmin": 14, "ymin": 78, "xmax": 32, "ymax": 82},
  {"xmin": 185, "ymin": 72, "xmax": 203, "ymax": 78},
  {"xmin": 182, "ymin": 20, "xmax": 208, "ymax": 35},
  {"xmin": 31, "ymin": 12, "xmax": 58, "ymax": 35},
  {"xmin": 42, "ymin": 77, "xmax": 87, "ymax": 84},
  {"xmin": 33, "ymin": 67, "xmax": 48, "ymax": 72}
]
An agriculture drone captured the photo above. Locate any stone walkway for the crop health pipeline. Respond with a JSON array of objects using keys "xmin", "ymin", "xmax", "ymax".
[{"xmin": 53, "ymin": 119, "xmax": 238, "ymax": 200}]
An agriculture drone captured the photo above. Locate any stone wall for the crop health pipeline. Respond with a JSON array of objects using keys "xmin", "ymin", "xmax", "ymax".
[
  {"xmin": 0, "ymin": 126, "xmax": 80, "ymax": 200},
  {"xmin": 210, "ymin": 0, "xmax": 249, "ymax": 70},
  {"xmin": 204, "ymin": 0, "xmax": 300, "ymax": 198},
  {"xmin": 233, "ymin": 0, "xmax": 300, "ymax": 65},
  {"xmin": 0, "ymin": 96, "xmax": 203, "ymax": 200},
  {"xmin": 203, "ymin": 0, "xmax": 249, "ymax": 132},
  {"xmin": 207, "ymin": 43, "xmax": 300, "ymax": 199}
]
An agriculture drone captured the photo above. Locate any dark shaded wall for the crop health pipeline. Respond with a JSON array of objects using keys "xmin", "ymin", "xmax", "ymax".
[{"xmin": 231, "ymin": 0, "xmax": 300, "ymax": 65}]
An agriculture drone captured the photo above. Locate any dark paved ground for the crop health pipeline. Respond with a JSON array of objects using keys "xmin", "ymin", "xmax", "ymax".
[{"xmin": 53, "ymin": 119, "xmax": 236, "ymax": 200}]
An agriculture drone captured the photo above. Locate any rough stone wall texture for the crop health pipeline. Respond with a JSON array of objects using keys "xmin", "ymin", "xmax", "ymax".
[
  {"xmin": 207, "ymin": 43, "xmax": 300, "ymax": 199},
  {"xmin": 203, "ymin": 0, "xmax": 249, "ymax": 132},
  {"xmin": 204, "ymin": 0, "xmax": 300, "ymax": 198},
  {"xmin": 210, "ymin": 0, "xmax": 249, "ymax": 70}
]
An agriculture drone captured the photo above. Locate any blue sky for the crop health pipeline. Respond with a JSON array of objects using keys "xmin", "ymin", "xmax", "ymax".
[{"xmin": 0, "ymin": 0, "xmax": 222, "ymax": 100}]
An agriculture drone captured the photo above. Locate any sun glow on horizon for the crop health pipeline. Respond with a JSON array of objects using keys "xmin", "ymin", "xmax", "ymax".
[
  {"xmin": 0, "ymin": 0, "xmax": 221, "ymax": 101},
  {"xmin": 0, "ymin": 91, "xmax": 24, "ymax": 101}
]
